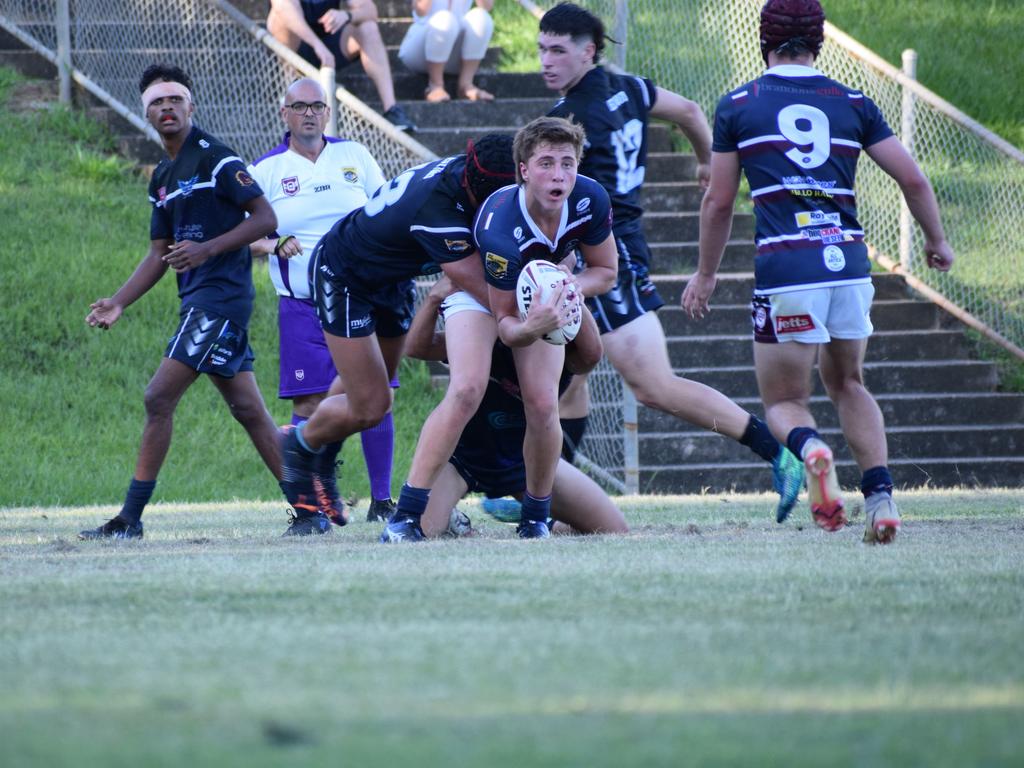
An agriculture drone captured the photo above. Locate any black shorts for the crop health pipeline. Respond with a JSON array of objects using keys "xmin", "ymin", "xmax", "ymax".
[
  {"xmin": 296, "ymin": 1, "xmax": 359, "ymax": 70},
  {"xmin": 586, "ymin": 230, "xmax": 664, "ymax": 334},
  {"xmin": 165, "ymin": 307, "xmax": 254, "ymax": 378},
  {"xmin": 310, "ymin": 240, "xmax": 416, "ymax": 339},
  {"xmin": 449, "ymin": 453, "xmax": 525, "ymax": 500}
]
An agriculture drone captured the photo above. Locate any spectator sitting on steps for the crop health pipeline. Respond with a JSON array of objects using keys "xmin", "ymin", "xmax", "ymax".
[
  {"xmin": 268, "ymin": 0, "xmax": 418, "ymax": 132},
  {"xmin": 398, "ymin": 0, "xmax": 495, "ymax": 102}
]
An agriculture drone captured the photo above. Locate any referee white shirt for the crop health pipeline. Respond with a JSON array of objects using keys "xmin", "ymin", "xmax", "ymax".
[{"xmin": 248, "ymin": 133, "xmax": 386, "ymax": 299}]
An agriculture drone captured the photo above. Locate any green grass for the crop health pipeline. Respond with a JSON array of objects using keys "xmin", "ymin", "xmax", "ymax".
[
  {"xmin": 1, "ymin": 490, "xmax": 1022, "ymax": 765},
  {"xmin": 0, "ymin": 68, "xmax": 441, "ymax": 508}
]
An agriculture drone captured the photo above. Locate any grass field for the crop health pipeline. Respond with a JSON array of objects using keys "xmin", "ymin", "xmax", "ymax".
[{"xmin": 2, "ymin": 490, "xmax": 1022, "ymax": 766}]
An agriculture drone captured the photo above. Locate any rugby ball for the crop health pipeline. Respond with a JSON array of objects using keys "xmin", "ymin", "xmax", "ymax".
[{"xmin": 515, "ymin": 259, "xmax": 581, "ymax": 345}]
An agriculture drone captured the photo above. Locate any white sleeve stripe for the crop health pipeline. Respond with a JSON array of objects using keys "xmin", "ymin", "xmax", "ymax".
[
  {"xmin": 409, "ymin": 225, "xmax": 472, "ymax": 234},
  {"xmin": 211, "ymin": 155, "xmax": 243, "ymax": 179},
  {"xmin": 634, "ymin": 76, "xmax": 651, "ymax": 108},
  {"xmin": 731, "ymin": 90, "xmax": 748, "ymax": 100},
  {"xmin": 831, "ymin": 138, "xmax": 862, "ymax": 148}
]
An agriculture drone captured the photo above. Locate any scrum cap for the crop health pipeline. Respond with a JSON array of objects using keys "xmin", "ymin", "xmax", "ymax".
[
  {"xmin": 759, "ymin": 0, "xmax": 825, "ymax": 64},
  {"xmin": 463, "ymin": 133, "xmax": 516, "ymax": 206}
]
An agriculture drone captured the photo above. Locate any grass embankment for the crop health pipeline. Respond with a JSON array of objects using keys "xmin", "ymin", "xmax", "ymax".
[
  {"xmin": 0, "ymin": 68, "xmax": 442, "ymax": 509},
  {"xmin": 1, "ymin": 490, "xmax": 1022, "ymax": 765}
]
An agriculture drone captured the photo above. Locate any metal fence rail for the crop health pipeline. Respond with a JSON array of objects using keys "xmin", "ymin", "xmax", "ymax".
[{"xmin": 0, "ymin": 0, "xmax": 434, "ymax": 177}]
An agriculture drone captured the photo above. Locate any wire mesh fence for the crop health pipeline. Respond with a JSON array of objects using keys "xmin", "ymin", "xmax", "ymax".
[{"xmin": 0, "ymin": 0, "xmax": 432, "ymax": 178}]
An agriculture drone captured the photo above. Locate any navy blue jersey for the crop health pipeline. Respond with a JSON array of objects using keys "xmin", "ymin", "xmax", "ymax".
[
  {"xmin": 318, "ymin": 155, "xmax": 478, "ymax": 290},
  {"xmin": 454, "ymin": 342, "xmax": 573, "ymax": 473},
  {"xmin": 713, "ymin": 64, "xmax": 893, "ymax": 293},
  {"xmin": 148, "ymin": 126, "xmax": 264, "ymax": 326},
  {"xmin": 548, "ymin": 66, "xmax": 657, "ymax": 236},
  {"xmin": 475, "ymin": 176, "xmax": 612, "ymax": 291}
]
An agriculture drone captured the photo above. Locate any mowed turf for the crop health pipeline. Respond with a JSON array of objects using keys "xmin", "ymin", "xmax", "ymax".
[{"xmin": 1, "ymin": 490, "xmax": 1021, "ymax": 766}]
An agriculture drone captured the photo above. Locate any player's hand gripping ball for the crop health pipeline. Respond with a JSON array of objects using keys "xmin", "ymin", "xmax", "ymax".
[{"xmin": 516, "ymin": 259, "xmax": 582, "ymax": 345}]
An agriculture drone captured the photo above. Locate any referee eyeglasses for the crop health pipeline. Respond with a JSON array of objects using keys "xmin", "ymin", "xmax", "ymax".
[{"xmin": 286, "ymin": 101, "xmax": 328, "ymax": 115}]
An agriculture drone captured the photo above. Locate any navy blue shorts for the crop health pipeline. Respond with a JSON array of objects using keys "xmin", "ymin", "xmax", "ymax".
[
  {"xmin": 165, "ymin": 307, "xmax": 254, "ymax": 378},
  {"xmin": 296, "ymin": 1, "xmax": 358, "ymax": 70},
  {"xmin": 586, "ymin": 230, "xmax": 664, "ymax": 334},
  {"xmin": 310, "ymin": 240, "xmax": 416, "ymax": 339},
  {"xmin": 449, "ymin": 453, "xmax": 525, "ymax": 500}
]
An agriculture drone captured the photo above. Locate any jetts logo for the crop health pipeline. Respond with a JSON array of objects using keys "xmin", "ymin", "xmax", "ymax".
[
  {"xmin": 485, "ymin": 252, "xmax": 508, "ymax": 279},
  {"xmin": 776, "ymin": 314, "xmax": 815, "ymax": 334},
  {"xmin": 282, "ymin": 176, "xmax": 300, "ymax": 196}
]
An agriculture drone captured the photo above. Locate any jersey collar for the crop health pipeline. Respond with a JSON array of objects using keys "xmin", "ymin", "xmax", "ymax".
[
  {"xmin": 764, "ymin": 64, "xmax": 823, "ymax": 78},
  {"xmin": 517, "ymin": 185, "xmax": 569, "ymax": 250}
]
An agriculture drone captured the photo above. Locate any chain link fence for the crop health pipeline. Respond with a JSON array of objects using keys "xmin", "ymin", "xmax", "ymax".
[{"xmin": 0, "ymin": 0, "xmax": 433, "ymax": 178}]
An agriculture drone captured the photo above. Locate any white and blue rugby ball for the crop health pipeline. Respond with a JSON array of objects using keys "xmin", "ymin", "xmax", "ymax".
[{"xmin": 515, "ymin": 259, "xmax": 582, "ymax": 346}]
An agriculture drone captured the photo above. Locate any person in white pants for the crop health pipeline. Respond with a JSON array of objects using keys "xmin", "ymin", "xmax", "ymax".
[{"xmin": 398, "ymin": 0, "xmax": 495, "ymax": 102}]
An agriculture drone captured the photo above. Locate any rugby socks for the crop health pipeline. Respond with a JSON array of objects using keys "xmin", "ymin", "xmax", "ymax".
[
  {"xmin": 520, "ymin": 492, "xmax": 552, "ymax": 525},
  {"xmin": 118, "ymin": 478, "xmax": 156, "ymax": 524},
  {"xmin": 361, "ymin": 412, "xmax": 395, "ymax": 501},
  {"xmin": 860, "ymin": 466, "xmax": 894, "ymax": 499},
  {"xmin": 560, "ymin": 416, "xmax": 588, "ymax": 464},
  {"xmin": 395, "ymin": 483, "xmax": 429, "ymax": 522},
  {"xmin": 786, "ymin": 427, "xmax": 822, "ymax": 461},
  {"xmin": 318, "ymin": 439, "xmax": 344, "ymax": 473},
  {"xmin": 740, "ymin": 415, "xmax": 782, "ymax": 462}
]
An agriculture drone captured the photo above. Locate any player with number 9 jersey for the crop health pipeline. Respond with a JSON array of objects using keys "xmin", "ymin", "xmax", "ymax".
[{"xmin": 712, "ymin": 66, "xmax": 893, "ymax": 293}]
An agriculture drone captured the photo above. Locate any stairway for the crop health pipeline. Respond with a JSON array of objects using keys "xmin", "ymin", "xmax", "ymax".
[{"xmin": 5, "ymin": 0, "xmax": 1022, "ymax": 491}]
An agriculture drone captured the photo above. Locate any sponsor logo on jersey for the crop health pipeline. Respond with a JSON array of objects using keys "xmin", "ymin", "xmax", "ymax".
[
  {"xmin": 314, "ymin": 184, "xmax": 331, "ymax": 193},
  {"xmin": 342, "ymin": 167, "xmax": 358, "ymax": 183},
  {"xmin": 776, "ymin": 314, "xmax": 815, "ymax": 334},
  {"xmin": 294, "ymin": 369, "xmax": 305, "ymax": 382},
  {"xmin": 795, "ymin": 210, "xmax": 841, "ymax": 228},
  {"xmin": 176, "ymin": 175, "xmax": 199, "ymax": 197},
  {"xmin": 485, "ymin": 252, "xmax": 508, "ymax": 279},
  {"xmin": 818, "ymin": 227, "xmax": 846, "ymax": 245},
  {"xmin": 282, "ymin": 176, "xmax": 300, "ymax": 196},
  {"xmin": 444, "ymin": 239, "xmax": 472, "ymax": 253},
  {"xmin": 198, "ymin": 139, "xmax": 210, "ymax": 149},
  {"xmin": 576, "ymin": 197, "xmax": 591, "ymax": 214},
  {"xmin": 823, "ymin": 245, "xmax": 846, "ymax": 272},
  {"xmin": 235, "ymin": 170, "xmax": 255, "ymax": 187},
  {"xmin": 605, "ymin": 90, "xmax": 628, "ymax": 112},
  {"xmin": 513, "ymin": 226, "xmax": 524, "ymax": 241},
  {"xmin": 176, "ymin": 224, "xmax": 205, "ymax": 242}
]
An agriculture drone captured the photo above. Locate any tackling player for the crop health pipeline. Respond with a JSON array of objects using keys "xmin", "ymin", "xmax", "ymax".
[
  {"xmin": 539, "ymin": 2, "xmax": 804, "ymax": 521},
  {"xmin": 80, "ymin": 65, "xmax": 281, "ymax": 539},
  {"xmin": 248, "ymin": 77, "xmax": 399, "ymax": 529},
  {"xmin": 280, "ymin": 134, "xmax": 516, "ymax": 537},
  {"xmin": 682, "ymin": 0, "xmax": 954, "ymax": 542},
  {"xmin": 406, "ymin": 275, "xmax": 627, "ymax": 538},
  {"xmin": 473, "ymin": 115, "xmax": 617, "ymax": 538}
]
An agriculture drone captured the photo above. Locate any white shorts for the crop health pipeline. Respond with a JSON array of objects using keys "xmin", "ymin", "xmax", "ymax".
[
  {"xmin": 752, "ymin": 283, "xmax": 874, "ymax": 344},
  {"xmin": 440, "ymin": 290, "xmax": 491, "ymax": 321}
]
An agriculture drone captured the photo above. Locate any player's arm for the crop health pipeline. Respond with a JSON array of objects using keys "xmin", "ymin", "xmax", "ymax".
[
  {"xmin": 575, "ymin": 234, "xmax": 617, "ymax": 297},
  {"xmin": 439, "ymin": 252, "xmax": 491, "ymax": 309},
  {"xmin": 164, "ymin": 196, "xmax": 278, "ymax": 273},
  {"xmin": 250, "ymin": 234, "xmax": 302, "ymax": 259},
  {"xmin": 404, "ymin": 276, "xmax": 455, "ymax": 362},
  {"xmin": 866, "ymin": 136, "xmax": 954, "ymax": 271},
  {"xmin": 683, "ymin": 149, "xmax": 741, "ymax": 319},
  {"xmin": 489, "ymin": 282, "xmax": 574, "ymax": 348},
  {"xmin": 86, "ymin": 238, "xmax": 172, "ymax": 330},
  {"xmin": 269, "ymin": 0, "xmax": 336, "ymax": 67},
  {"xmin": 650, "ymin": 87, "xmax": 713, "ymax": 187}
]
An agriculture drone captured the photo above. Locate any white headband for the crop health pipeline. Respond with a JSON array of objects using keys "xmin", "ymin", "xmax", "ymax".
[{"xmin": 141, "ymin": 81, "xmax": 193, "ymax": 113}]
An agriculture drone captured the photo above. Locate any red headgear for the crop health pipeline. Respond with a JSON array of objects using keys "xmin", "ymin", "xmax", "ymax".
[{"xmin": 760, "ymin": 0, "xmax": 825, "ymax": 65}]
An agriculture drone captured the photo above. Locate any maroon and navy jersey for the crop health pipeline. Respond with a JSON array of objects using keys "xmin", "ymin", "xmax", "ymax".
[
  {"xmin": 475, "ymin": 175, "xmax": 612, "ymax": 292},
  {"xmin": 148, "ymin": 126, "xmax": 264, "ymax": 327},
  {"xmin": 713, "ymin": 65, "xmax": 893, "ymax": 293},
  {"xmin": 318, "ymin": 155, "xmax": 478, "ymax": 290},
  {"xmin": 548, "ymin": 66, "xmax": 656, "ymax": 236}
]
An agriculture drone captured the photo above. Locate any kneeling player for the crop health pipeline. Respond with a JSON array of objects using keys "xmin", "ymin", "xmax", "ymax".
[{"xmin": 407, "ymin": 277, "xmax": 627, "ymax": 538}]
